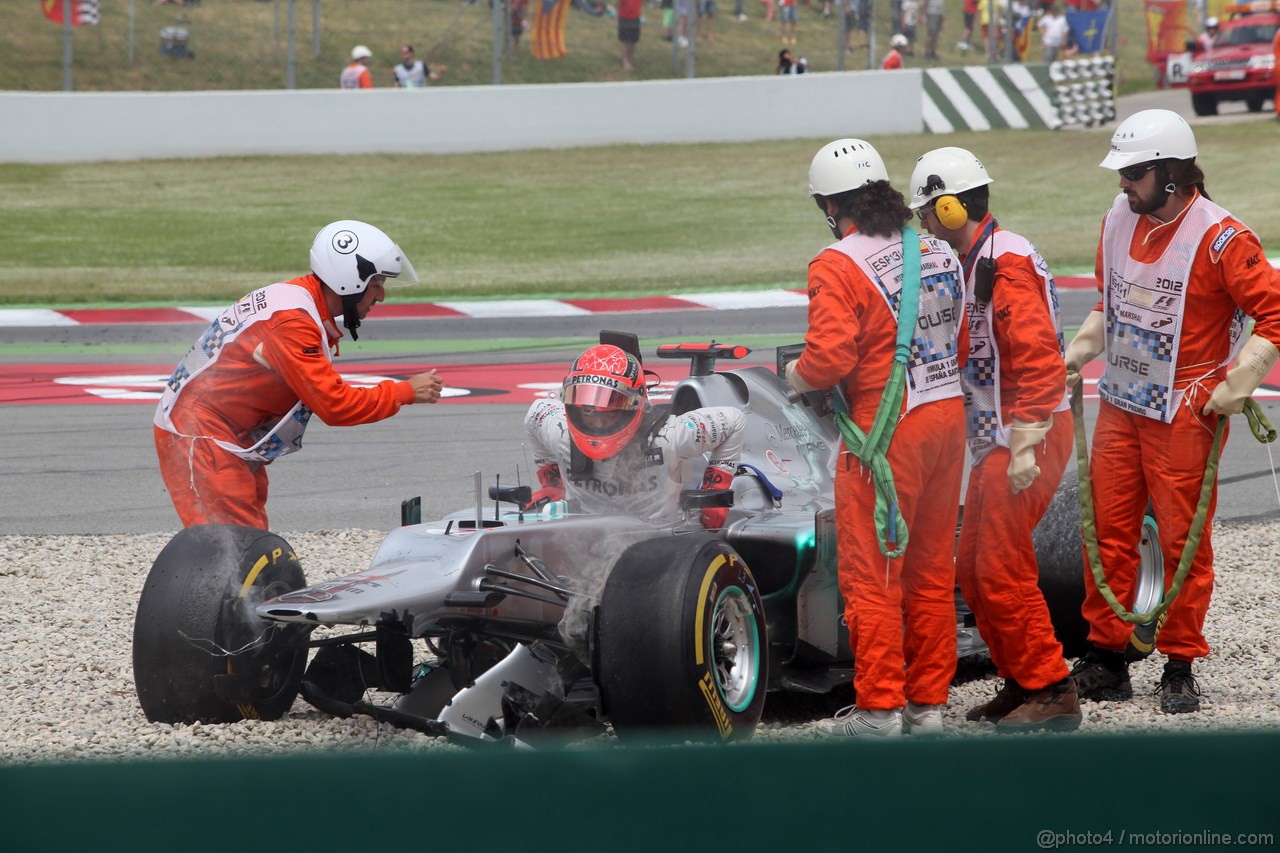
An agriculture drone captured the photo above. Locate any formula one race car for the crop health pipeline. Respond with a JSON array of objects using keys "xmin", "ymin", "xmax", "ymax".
[{"xmin": 132, "ymin": 334, "xmax": 1165, "ymax": 745}]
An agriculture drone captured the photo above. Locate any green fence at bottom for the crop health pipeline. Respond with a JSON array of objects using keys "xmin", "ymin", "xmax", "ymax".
[{"xmin": 3, "ymin": 730, "xmax": 1277, "ymax": 852}]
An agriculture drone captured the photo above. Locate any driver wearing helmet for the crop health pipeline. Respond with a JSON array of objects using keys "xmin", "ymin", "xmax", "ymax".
[
  {"xmin": 154, "ymin": 220, "xmax": 445, "ymax": 530},
  {"xmin": 523, "ymin": 344, "xmax": 746, "ymax": 529},
  {"xmin": 1065, "ymin": 109, "xmax": 1280, "ymax": 714}
]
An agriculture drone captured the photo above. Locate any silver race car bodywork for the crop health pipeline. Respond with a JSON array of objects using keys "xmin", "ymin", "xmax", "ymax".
[{"xmin": 132, "ymin": 343, "xmax": 1163, "ymax": 744}]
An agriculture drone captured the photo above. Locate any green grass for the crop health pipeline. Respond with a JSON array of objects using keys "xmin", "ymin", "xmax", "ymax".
[
  {"xmin": 3, "ymin": 121, "xmax": 1277, "ymax": 308},
  {"xmin": 3, "ymin": 0, "xmax": 1160, "ymax": 93}
]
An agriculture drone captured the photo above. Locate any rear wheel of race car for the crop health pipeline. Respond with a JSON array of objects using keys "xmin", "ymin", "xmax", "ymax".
[
  {"xmin": 133, "ymin": 524, "xmax": 310, "ymax": 724},
  {"xmin": 1034, "ymin": 468, "xmax": 1164, "ymax": 658},
  {"xmin": 596, "ymin": 534, "xmax": 767, "ymax": 742}
]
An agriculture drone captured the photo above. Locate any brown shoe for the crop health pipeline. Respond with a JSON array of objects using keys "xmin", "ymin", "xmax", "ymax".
[
  {"xmin": 996, "ymin": 679, "xmax": 1082, "ymax": 733},
  {"xmin": 965, "ymin": 679, "xmax": 1025, "ymax": 722}
]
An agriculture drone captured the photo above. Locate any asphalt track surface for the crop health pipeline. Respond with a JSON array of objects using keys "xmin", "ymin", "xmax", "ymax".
[{"xmin": 4, "ymin": 286, "xmax": 1280, "ymax": 536}]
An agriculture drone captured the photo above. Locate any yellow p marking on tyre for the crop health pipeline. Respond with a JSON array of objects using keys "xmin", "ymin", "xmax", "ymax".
[
  {"xmin": 694, "ymin": 554, "xmax": 730, "ymax": 666},
  {"xmin": 239, "ymin": 555, "xmax": 270, "ymax": 599}
]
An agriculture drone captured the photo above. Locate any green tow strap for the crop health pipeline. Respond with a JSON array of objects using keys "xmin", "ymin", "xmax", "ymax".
[
  {"xmin": 1072, "ymin": 384, "xmax": 1276, "ymax": 658},
  {"xmin": 834, "ymin": 227, "xmax": 922, "ymax": 559}
]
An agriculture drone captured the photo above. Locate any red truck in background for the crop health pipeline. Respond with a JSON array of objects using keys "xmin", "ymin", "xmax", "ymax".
[{"xmin": 1187, "ymin": 1, "xmax": 1279, "ymax": 115}]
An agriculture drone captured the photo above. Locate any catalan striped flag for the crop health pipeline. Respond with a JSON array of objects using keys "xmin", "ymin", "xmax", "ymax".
[
  {"xmin": 1012, "ymin": 13, "xmax": 1033, "ymax": 61},
  {"xmin": 531, "ymin": 0, "xmax": 571, "ymax": 60},
  {"xmin": 41, "ymin": 0, "xmax": 100, "ymax": 25}
]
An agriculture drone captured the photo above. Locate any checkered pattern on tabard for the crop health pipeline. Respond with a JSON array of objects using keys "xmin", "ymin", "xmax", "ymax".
[
  {"xmin": 1101, "ymin": 379, "xmax": 1169, "ymax": 412},
  {"xmin": 968, "ymin": 409, "xmax": 1000, "ymax": 436},
  {"xmin": 963, "ymin": 358, "xmax": 996, "ymax": 388}
]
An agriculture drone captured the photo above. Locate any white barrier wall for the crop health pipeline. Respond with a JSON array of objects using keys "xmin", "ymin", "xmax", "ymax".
[{"xmin": 1, "ymin": 71, "xmax": 923, "ymax": 164}]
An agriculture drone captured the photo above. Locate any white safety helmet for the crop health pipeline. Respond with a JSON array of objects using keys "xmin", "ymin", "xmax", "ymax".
[
  {"xmin": 907, "ymin": 146, "xmax": 993, "ymax": 210},
  {"xmin": 808, "ymin": 138, "xmax": 889, "ymax": 198},
  {"xmin": 309, "ymin": 220, "xmax": 419, "ymax": 296},
  {"xmin": 890, "ymin": 33, "xmax": 909, "ymax": 48},
  {"xmin": 1205, "ymin": 16, "xmax": 1219, "ymax": 28},
  {"xmin": 1099, "ymin": 109, "xmax": 1198, "ymax": 171},
  {"xmin": 351, "ymin": 45, "xmax": 373, "ymax": 61}
]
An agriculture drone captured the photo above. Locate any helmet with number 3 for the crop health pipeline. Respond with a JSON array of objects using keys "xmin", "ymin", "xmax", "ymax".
[
  {"xmin": 562, "ymin": 345, "xmax": 648, "ymax": 460},
  {"xmin": 309, "ymin": 220, "xmax": 419, "ymax": 297}
]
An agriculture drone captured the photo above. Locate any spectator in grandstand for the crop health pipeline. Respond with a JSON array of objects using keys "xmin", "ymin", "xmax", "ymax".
[
  {"xmin": 901, "ymin": 0, "xmax": 920, "ymax": 55},
  {"xmin": 977, "ymin": 0, "xmax": 1006, "ymax": 62},
  {"xmin": 923, "ymin": 0, "xmax": 946, "ymax": 60},
  {"xmin": 776, "ymin": 48, "xmax": 809, "ymax": 73},
  {"xmin": 618, "ymin": 0, "xmax": 642, "ymax": 69},
  {"xmin": 511, "ymin": 0, "xmax": 529, "ymax": 52},
  {"xmin": 1038, "ymin": 3, "xmax": 1070, "ymax": 63},
  {"xmin": 778, "ymin": 0, "xmax": 798, "ymax": 44},
  {"xmin": 697, "ymin": 0, "xmax": 717, "ymax": 43},
  {"xmin": 958, "ymin": 0, "xmax": 978, "ymax": 51},
  {"xmin": 340, "ymin": 45, "xmax": 374, "ymax": 89}
]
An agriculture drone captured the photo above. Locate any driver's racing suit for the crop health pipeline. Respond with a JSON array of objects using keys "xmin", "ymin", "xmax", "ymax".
[
  {"xmin": 523, "ymin": 399, "xmax": 745, "ymax": 525},
  {"xmin": 153, "ymin": 274, "xmax": 419, "ymax": 529}
]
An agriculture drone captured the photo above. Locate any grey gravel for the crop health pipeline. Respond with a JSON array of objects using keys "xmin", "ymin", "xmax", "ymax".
[{"xmin": 2, "ymin": 523, "xmax": 1278, "ymax": 765}]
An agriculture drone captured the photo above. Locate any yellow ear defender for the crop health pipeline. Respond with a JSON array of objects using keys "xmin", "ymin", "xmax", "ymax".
[{"xmin": 932, "ymin": 194, "xmax": 969, "ymax": 230}]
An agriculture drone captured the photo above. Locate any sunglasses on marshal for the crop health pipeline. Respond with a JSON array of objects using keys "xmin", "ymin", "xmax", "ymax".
[{"xmin": 1117, "ymin": 163, "xmax": 1158, "ymax": 182}]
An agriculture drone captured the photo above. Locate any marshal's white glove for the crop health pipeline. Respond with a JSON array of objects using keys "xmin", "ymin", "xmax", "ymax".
[
  {"xmin": 1064, "ymin": 310, "xmax": 1105, "ymax": 390},
  {"xmin": 785, "ymin": 359, "xmax": 817, "ymax": 394},
  {"xmin": 1203, "ymin": 334, "xmax": 1279, "ymax": 417},
  {"xmin": 1008, "ymin": 418, "xmax": 1052, "ymax": 494}
]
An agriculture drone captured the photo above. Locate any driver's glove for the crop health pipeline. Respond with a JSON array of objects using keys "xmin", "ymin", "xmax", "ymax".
[
  {"xmin": 699, "ymin": 465, "xmax": 734, "ymax": 530},
  {"xmin": 525, "ymin": 463, "xmax": 566, "ymax": 510}
]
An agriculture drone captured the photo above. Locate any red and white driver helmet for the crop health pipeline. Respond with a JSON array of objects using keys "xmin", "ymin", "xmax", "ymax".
[{"xmin": 561, "ymin": 345, "xmax": 648, "ymax": 460}]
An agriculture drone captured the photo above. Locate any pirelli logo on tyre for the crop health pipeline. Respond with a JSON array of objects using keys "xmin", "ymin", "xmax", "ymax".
[
  {"xmin": 694, "ymin": 552, "xmax": 737, "ymax": 740},
  {"xmin": 699, "ymin": 671, "xmax": 732, "ymax": 740}
]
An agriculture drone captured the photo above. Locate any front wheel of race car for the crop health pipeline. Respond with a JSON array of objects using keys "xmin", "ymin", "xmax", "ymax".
[
  {"xmin": 133, "ymin": 524, "xmax": 310, "ymax": 724},
  {"xmin": 596, "ymin": 534, "xmax": 767, "ymax": 742}
]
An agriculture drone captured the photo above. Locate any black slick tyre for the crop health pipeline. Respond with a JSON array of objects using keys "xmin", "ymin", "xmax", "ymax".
[
  {"xmin": 596, "ymin": 534, "xmax": 767, "ymax": 742},
  {"xmin": 133, "ymin": 524, "xmax": 310, "ymax": 724},
  {"xmin": 1033, "ymin": 468, "xmax": 1093, "ymax": 658},
  {"xmin": 1033, "ymin": 468, "xmax": 1164, "ymax": 659}
]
